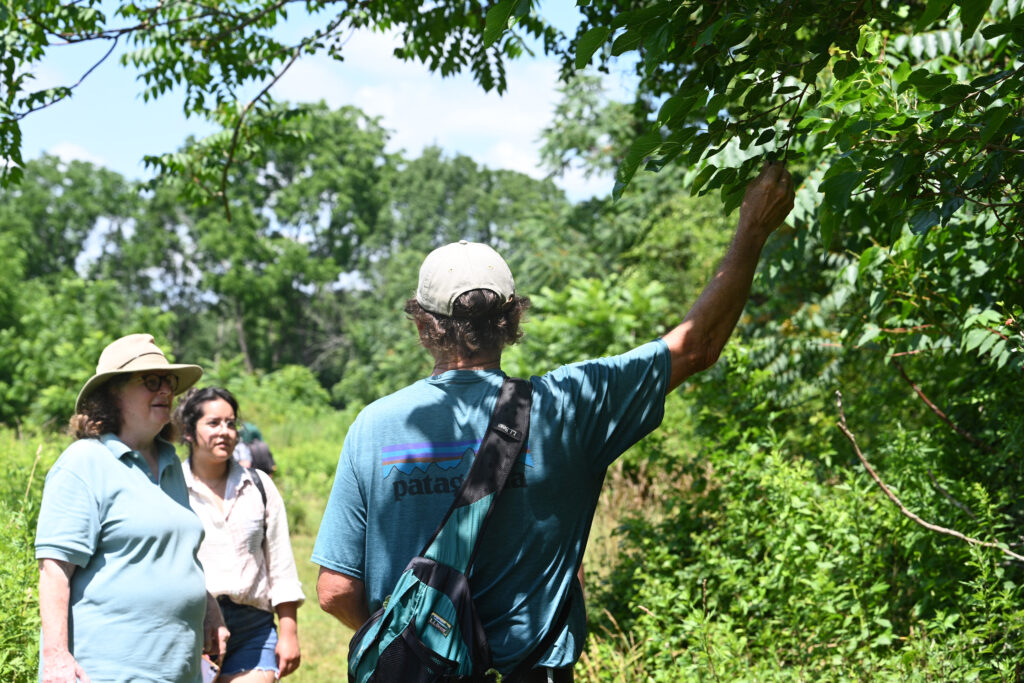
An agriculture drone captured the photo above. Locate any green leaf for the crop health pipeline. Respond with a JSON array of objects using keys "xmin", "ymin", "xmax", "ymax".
[
  {"xmin": 833, "ymin": 57, "xmax": 861, "ymax": 81},
  {"xmin": 483, "ymin": 0, "xmax": 516, "ymax": 48},
  {"xmin": 963, "ymin": 328, "xmax": 989, "ymax": 353},
  {"xmin": 696, "ymin": 17, "xmax": 725, "ymax": 48},
  {"xmin": 687, "ymin": 133, "xmax": 713, "ymax": 165},
  {"xmin": 892, "ymin": 61, "xmax": 912, "ymax": 85},
  {"xmin": 909, "ymin": 208, "xmax": 940, "ymax": 234},
  {"xmin": 615, "ymin": 131, "xmax": 663, "ymax": 195},
  {"xmin": 820, "ymin": 171, "xmax": 867, "ymax": 212},
  {"xmin": 690, "ymin": 164, "xmax": 717, "ymax": 196},
  {"xmin": 658, "ymin": 93, "xmax": 706, "ymax": 125},
  {"xmin": 958, "ymin": 0, "xmax": 987, "ymax": 39},
  {"xmin": 979, "ymin": 15, "xmax": 1024, "ymax": 38},
  {"xmin": 979, "ymin": 105, "xmax": 1010, "ymax": 146},
  {"xmin": 857, "ymin": 28, "xmax": 882, "ymax": 57},
  {"xmin": 978, "ymin": 331, "xmax": 1001, "ymax": 355},
  {"xmin": 858, "ymin": 246, "xmax": 881, "ymax": 278},
  {"xmin": 917, "ymin": 0, "xmax": 955, "ymax": 30},
  {"xmin": 857, "ymin": 323, "xmax": 881, "ymax": 346},
  {"xmin": 936, "ymin": 83, "xmax": 973, "ymax": 104},
  {"xmin": 819, "ymin": 204, "xmax": 840, "ymax": 246},
  {"xmin": 611, "ymin": 28, "xmax": 643, "ymax": 56},
  {"xmin": 575, "ymin": 26, "xmax": 611, "ymax": 69},
  {"xmin": 802, "ymin": 52, "xmax": 831, "ymax": 84},
  {"xmin": 753, "ymin": 128, "xmax": 776, "ymax": 146},
  {"xmin": 899, "ymin": 69, "xmax": 953, "ymax": 97}
]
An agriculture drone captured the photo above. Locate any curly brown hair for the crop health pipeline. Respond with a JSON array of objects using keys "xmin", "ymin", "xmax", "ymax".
[
  {"xmin": 405, "ymin": 289, "xmax": 530, "ymax": 360},
  {"xmin": 69, "ymin": 375, "xmax": 175, "ymax": 442}
]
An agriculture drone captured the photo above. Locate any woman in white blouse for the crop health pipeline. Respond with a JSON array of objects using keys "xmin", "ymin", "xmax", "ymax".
[{"xmin": 177, "ymin": 387, "xmax": 304, "ymax": 681}]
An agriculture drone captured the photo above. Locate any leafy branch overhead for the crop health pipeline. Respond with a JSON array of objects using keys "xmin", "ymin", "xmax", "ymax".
[
  {"xmin": 2, "ymin": 0, "xmax": 1021, "ymax": 241},
  {"xmin": 565, "ymin": 0, "xmax": 1022, "ymax": 241},
  {"xmin": 1, "ymin": 0, "xmax": 558, "ymax": 190}
]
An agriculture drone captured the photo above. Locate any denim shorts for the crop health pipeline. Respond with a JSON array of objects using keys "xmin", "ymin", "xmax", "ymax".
[{"xmin": 217, "ymin": 597, "xmax": 278, "ymax": 676}]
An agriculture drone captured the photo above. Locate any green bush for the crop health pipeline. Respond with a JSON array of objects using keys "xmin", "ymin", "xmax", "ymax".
[
  {"xmin": 584, "ymin": 429, "xmax": 1024, "ymax": 681},
  {"xmin": 0, "ymin": 431, "xmax": 63, "ymax": 682}
]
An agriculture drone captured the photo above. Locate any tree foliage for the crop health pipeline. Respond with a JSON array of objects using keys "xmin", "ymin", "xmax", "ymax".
[
  {"xmin": 566, "ymin": 1, "xmax": 1023, "ymax": 237},
  {"xmin": 1, "ymin": 0, "xmax": 558, "ymax": 193}
]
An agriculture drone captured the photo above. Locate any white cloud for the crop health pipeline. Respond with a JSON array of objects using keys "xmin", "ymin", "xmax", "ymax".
[
  {"xmin": 20, "ymin": 63, "xmax": 66, "ymax": 91},
  {"xmin": 272, "ymin": 32, "xmax": 569, "ymax": 182},
  {"xmin": 48, "ymin": 142, "xmax": 108, "ymax": 167}
]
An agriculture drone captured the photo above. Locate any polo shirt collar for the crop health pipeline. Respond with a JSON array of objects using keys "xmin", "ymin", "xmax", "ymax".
[{"xmin": 100, "ymin": 433, "xmax": 178, "ymax": 472}]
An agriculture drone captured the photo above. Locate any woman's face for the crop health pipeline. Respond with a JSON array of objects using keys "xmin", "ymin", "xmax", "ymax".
[
  {"xmin": 190, "ymin": 398, "xmax": 238, "ymax": 465},
  {"xmin": 117, "ymin": 371, "xmax": 177, "ymax": 436}
]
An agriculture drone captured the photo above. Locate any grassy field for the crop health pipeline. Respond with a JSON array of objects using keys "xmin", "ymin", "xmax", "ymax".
[{"xmin": 288, "ymin": 533, "xmax": 353, "ymax": 682}]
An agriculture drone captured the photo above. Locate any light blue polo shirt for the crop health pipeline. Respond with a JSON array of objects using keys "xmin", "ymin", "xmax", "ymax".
[
  {"xmin": 313, "ymin": 339, "xmax": 670, "ymax": 673},
  {"xmin": 35, "ymin": 434, "xmax": 207, "ymax": 683}
]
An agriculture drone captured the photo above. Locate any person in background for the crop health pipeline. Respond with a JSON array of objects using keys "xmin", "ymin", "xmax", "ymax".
[
  {"xmin": 35, "ymin": 333, "xmax": 229, "ymax": 683},
  {"xmin": 313, "ymin": 164, "xmax": 795, "ymax": 681},
  {"xmin": 234, "ymin": 421, "xmax": 277, "ymax": 476},
  {"xmin": 177, "ymin": 387, "xmax": 304, "ymax": 682}
]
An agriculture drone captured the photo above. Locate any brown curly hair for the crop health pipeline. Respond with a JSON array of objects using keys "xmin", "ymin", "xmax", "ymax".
[
  {"xmin": 405, "ymin": 289, "xmax": 530, "ymax": 360},
  {"xmin": 69, "ymin": 375, "xmax": 175, "ymax": 442}
]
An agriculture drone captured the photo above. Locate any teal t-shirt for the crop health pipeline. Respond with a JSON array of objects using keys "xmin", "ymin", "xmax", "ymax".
[
  {"xmin": 313, "ymin": 339, "xmax": 670, "ymax": 672},
  {"xmin": 35, "ymin": 434, "xmax": 207, "ymax": 683}
]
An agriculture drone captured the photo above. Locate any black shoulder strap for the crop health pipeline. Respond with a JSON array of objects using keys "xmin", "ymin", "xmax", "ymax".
[
  {"xmin": 419, "ymin": 377, "xmax": 532, "ymax": 559},
  {"xmin": 250, "ymin": 467, "xmax": 268, "ymax": 508},
  {"xmin": 249, "ymin": 468, "xmax": 268, "ymax": 537}
]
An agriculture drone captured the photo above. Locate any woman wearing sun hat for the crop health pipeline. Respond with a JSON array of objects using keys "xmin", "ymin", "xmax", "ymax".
[{"xmin": 35, "ymin": 333, "xmax": 228, "ymax": 683}]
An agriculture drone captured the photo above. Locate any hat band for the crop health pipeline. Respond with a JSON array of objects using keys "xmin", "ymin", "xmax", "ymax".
[{"xmin": 115, "ymin": 351, "xmax": 166, "ymax": 369}]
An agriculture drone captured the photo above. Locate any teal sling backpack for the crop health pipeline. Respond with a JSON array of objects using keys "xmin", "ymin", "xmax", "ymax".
[{"xmin": 347, "ymin": 378, "xmax": 570, "ymax": 683}]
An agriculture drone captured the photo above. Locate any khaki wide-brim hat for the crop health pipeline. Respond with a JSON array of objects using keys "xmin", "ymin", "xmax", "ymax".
[{"xmin": 75, "ymin": 333, "xmax": 203, "ymax": 413}]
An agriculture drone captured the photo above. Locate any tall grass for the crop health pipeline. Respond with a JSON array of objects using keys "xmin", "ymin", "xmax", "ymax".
[{"xmin": 1, "ymin": 430, "xmax": 63, "ymax": 681}]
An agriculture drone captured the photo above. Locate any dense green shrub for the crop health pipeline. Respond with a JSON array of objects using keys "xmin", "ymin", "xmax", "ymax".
[
  {"xmin": 0, "ymin": 432, "xmax": 63, "ymax": 682},
  {"xmin": 585, "ymin": 425, "xmax": 1023, "ymax": 681}
]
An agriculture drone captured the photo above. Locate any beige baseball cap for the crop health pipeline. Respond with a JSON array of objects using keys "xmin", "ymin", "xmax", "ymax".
[
  {"xmin": 415, "ymin": 240, "xmax": 515, "ymax": 317},
  {"xmin": 75, "ymin": 334, "xmax": 203, "ymax": 412}
]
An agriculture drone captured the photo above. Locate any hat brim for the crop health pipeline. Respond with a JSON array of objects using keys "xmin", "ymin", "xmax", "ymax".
[{"xmin": 75, "ymin": 364, "xmax": 203, "ymax": 414}]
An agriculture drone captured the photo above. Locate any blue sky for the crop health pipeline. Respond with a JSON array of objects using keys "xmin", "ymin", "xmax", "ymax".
[{"xmin": 19, "ymin": 3, "xmax": 632, "ymax": 202}]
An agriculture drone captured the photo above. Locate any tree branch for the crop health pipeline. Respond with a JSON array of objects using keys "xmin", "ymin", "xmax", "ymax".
[
  {"xmin": 13, "ymin": 35, "xmax": 120, "ymax": 120},
  {"xmin": 891, "ymin": 359, "xmax": 994, "ymax": 453},
  {"xmin": 834, "ymin": 390, "xmax": 1023, "ymax": 563},
  {"xmin": 926, "ymin": 469, "xmax": 976, "ymax": 520},
  {"xmin": 217, "ymin": 13, "xmax": 351, "ymax": 218}
]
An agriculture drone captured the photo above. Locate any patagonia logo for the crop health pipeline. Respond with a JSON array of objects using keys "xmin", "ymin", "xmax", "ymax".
[
  {"xmin": 494, "ymin": 423, "xmax": 521, "ymax": 440},
  {"xmin": 428, "ymin": 612, "xmax": 452, "ymax": 637}
]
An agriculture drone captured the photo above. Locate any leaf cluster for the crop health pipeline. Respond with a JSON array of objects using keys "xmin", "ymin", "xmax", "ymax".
[{"xmin": 561, "ymin": 0, "xmax": 1023, "ymax": 241}]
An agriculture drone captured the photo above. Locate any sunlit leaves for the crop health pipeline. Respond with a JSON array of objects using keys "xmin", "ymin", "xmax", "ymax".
[
  {"xmin": 561, "ymin": 0, "xmax": 1022, "ymax": 258},
  {"xmin": 575, "ymin": 26, "xmax": 611, "ymax": 69},
  {"xmin": 1, "ymin": 0, "xmax": 563, "ymax": 194}
]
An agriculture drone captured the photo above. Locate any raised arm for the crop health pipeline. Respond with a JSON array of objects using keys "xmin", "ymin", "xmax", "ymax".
[{"xmin": 662, "ymin": 162, "xmax": 795, "ymax": 391}]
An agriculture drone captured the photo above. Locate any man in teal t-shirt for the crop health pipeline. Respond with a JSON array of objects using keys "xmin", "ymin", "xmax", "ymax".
[{"xmin": 314, "ymin": 164, "xmax": 795, "ymax": 681}]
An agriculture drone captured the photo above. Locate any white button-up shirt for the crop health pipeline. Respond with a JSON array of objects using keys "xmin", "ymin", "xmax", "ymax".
[{"xmin": 183, "ymin": 459, "xmax": 304, "ymax": 613}]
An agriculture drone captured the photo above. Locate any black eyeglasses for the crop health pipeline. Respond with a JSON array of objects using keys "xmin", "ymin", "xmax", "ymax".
[{"xmin": 136, "ymin": 373, "xmax": 179, "ymax": 393}]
